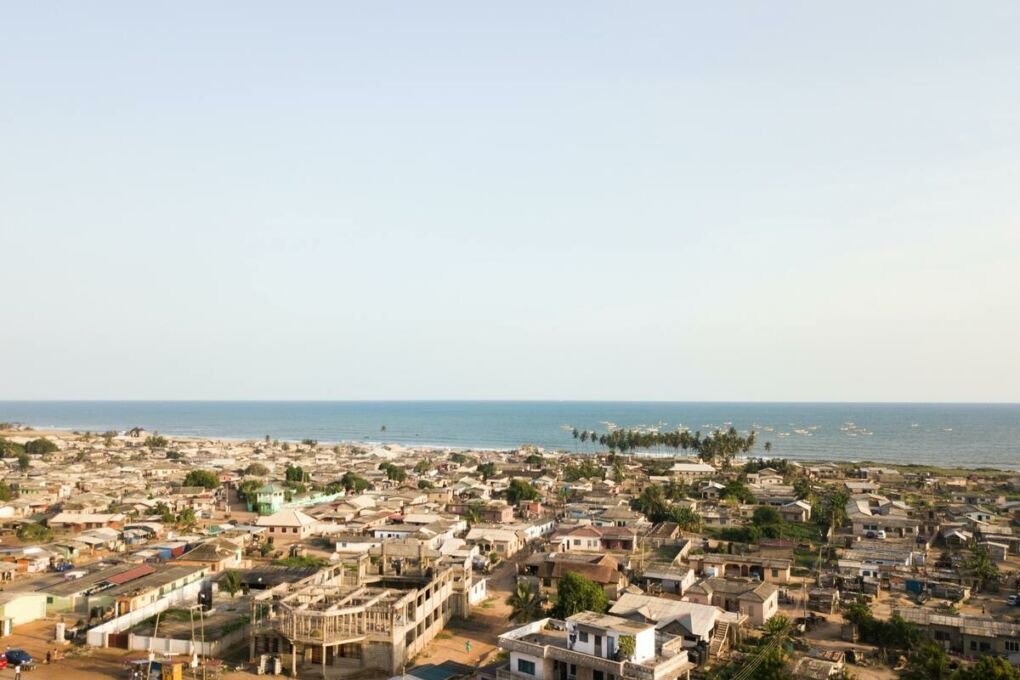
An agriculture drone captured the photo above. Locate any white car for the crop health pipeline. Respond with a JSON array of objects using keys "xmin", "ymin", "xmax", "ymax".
[{"xmin": 865, "ymin": 530, "xmax": 887, "ymax": 540}]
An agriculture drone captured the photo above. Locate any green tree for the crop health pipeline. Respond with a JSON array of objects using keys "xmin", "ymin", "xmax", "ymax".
[
  {"xmin": 793, "ymin": 477, "xmax": 814, "ymax": 501},
  {"xmin": 719, "ymin": 479, "xmax": 756, "ymax": 504},
  {"xmin": 611, "ymin": 458, "xmax": 626, "ymax": 483},
  {"xmin": 238, "ymin": 479, "xmax": 263, "ymax": 500},
  {"xmin": 378, "ymin": 462, "xmax": 407, "ymax": 482},
  {"xmin": 23, "ymin": 438, "xmax": 59, "ymax": 455},
  {"xmin": 102, "ymin": 431, "xmax": 117, "ymax": 446},
  {"xmin": 183, "ymin": 469, "xmax": 220, "ymax": 489},
  {"xmin": 901, "ymin": 641, "xmax": 950, "ymax": 680},
  {"xmin": 220, "ymin": 570, "xmax": 243, "ymax": 599},
  {"xmin": 506, "ymin": 580, "xmax": 545, "ymax": 623},
  {"xmin": 525, "ymin": 454, "xmax": 544, "ymax": 466},
  {"xmin": 285, "ymin": 465, "xmax": 308, "ymax": 483},
  {"xmin": 17, "ymin": 522, "xmax": 52, "ymax": 543},
  {"xmin": 752, "ymin": 506, "xmax": 783, "ymax": 527},
  {"xmin": 551, "ymin": 572, "xmax": 608, "ymax": 618},
  {"xmin": 413, "ymin": 460, "xmax": 432, "ymax": 474},
  {"xmin": 818, "ymin": 488, "xmax": 850, "ymax": 531},
  {"xmin": 616, "ymin": 634, "xmax": 636, "ymax": 660},
  {"xmin": 952, "ymin": 656, "xmax": 1020, "ymax": 680},
  {"xmin": 154, "ymin": 501, "xmax": 175, "ymax": 523},
  {"xmin": 631, "ymin": 485, "xmax": 669, "ymax": 522},
  {"xmin": 417, "ymin": 479, "xmax": 434, "ymax": 489},
  {"xmin": 0, "ymin": 481, "xmax": 11, "ymax": 502},
  {"xmin": 176, "ymin": 507, "xmax": 197, "ymax": 527},
  {"xmin": 339, "ymin": 472, "xmax": 371, "ymax": 492},
  {"xmin": 966, "ymin": 545, "xmax": 998, "ymax": 593},
  {"xmin": 669, "ymin": 505, "xmax": 702, "ymax": 531},
  {"xmin": 144, "ymin": 434, "xmax": 169, "ymax": 448},
  {"xmin": 476, "ymin": 462, "xmax": 497, "ymax": 480},
  {"xmin": 17, "ymin": 452, "xmax": 30, "ymax": 472},
  {"xmin": 0, "ymin": 438, "xmax": 25, "ymax": 458},
  {"xmin": 506, "ymin": 479, "xmax": 540, "ymax": 505},
  {"xmin": 245, "ymin": 463, "xmax": 270, "ymax": 476}
]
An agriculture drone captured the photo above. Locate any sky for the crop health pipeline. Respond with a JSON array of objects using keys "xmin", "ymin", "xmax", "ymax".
[{"xmin": 1, "ymin": 2, "xmax": 1019, "ymax": 402}]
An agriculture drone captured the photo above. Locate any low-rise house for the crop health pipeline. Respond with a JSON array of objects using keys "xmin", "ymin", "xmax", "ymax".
[
  {"xmin": 554, "ymin": 525, "xmax": 638, "ymax": 553},
  {"xmin": 687, "ymin": 554, "xmax": 792, "ymax": 585},
  {"xmin": 252, "ymin": 484, "xmax": 285, "ymax": 515},
  {"xmin": 521, "ymin": 552, "xmax": 628, "ymax": 599},
  {"xmin": 498, "ymin": 613, "xmax": 694, "ymax": 680},
  {"xmin": 48, "ymin": 512, "xmax": 126, "ymax": 532},
  {"xmin": 466, "ymin": 526, "xmax": 525, "ymax": 558},
  {"xmin": 895, "ymin": 607, "xmax": 1020, "ymax": 657},
  {"xmin": 670, "ymin": 461, "xmax": 716, "ymax": 481},
  {"xmin": 174, "ymin": 537, "xmax": 244, "ymax": 572},
  {"xmin": 846, "ymin": 495, "xmax": 921, "ymax": 539},
  {"xmin": 684, "ymin": 577, "xmax": 780, "ymax": 627},
  {"xmin": 255, "ymin": 509, "xmax": 319, "ymax": 543},
  {"xmin": 780, "ymin": 500, "xmax": 812, "ymax": 523}
]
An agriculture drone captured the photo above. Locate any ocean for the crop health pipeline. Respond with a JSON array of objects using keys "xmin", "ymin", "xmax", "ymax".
[{"xmin": 0, "ymin": 401, "xmax": 1018, "ymax": 469}]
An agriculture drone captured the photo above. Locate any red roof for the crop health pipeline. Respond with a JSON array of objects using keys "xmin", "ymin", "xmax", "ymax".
[{"xmin": 106, "ymin": 564, "xmax": 156, "ymax": 585}]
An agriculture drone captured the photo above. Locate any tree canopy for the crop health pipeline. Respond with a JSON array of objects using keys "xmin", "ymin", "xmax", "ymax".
[
  {"xmin": 0, "ymin": 438, "xmax": 25, "ymax": 458},
  {"xmin": 551, "ymin": 572, "xmax": 608, "ymax": 619},
  {"xmin": 144, "ymin": 434, "xmax": 169, "ymax": 448},
  {"xmin": 245, "ymin": 463, "xmax": 270, "ymax": 476},
  {"xmin": 338, "ymin": 471, "xmax": 372, "ymax": 493},
  {"xmin": 183, "ymin": 469, "xmax": 220, "ymax": 489},
  {"xmin": 23, "ymin": 438, "xmax": 59, "ymax": 455},
  {"xmin": 506, "ymin": 479, "xmax": 540, "ymax": 505}
]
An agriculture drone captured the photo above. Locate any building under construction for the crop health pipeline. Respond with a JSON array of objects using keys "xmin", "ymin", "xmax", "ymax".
[{"xmin": 250, "ymin": 539, "xmax": 475, "ymax": 677}]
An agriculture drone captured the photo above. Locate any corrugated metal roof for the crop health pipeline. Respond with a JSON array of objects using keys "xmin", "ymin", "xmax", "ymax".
[{"xmin": 105, "ymin": 564, "xmax": 155, "ymax": 585}]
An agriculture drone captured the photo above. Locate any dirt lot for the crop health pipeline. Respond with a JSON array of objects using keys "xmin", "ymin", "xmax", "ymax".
[{"xmin": 1, "ymin": 619, "xmax": 136, "ymax": 680}]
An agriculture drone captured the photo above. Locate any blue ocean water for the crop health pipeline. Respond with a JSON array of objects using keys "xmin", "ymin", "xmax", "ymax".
[{"xmin": 0, "ymin": 401, "xmax": 1018, "ymax": 469}]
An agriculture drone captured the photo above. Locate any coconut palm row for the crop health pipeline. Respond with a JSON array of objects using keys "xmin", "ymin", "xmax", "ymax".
[{"xmin": 572, "ymin": 426, "xmax": 759, "ymax": 463}]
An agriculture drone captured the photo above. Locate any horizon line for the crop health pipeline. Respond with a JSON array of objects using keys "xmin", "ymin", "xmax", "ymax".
[{"xmin": 1, "ymin": 398, "xmax": 1019, "ymax": 406}]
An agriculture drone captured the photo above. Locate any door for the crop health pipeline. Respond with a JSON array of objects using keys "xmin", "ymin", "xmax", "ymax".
[{"xmin": 594, "ymin": 634, "xmax": 602, "ymax": 657}]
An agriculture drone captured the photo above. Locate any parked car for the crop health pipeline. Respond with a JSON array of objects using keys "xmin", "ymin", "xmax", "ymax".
[
  {"xmin": 1007, "ymin": 594, "xmax": 1020, "ymax": 606},
  {"xmin": 865, "ymin": 530, "xmax": 887, "ymax": 540},
  {"xmin": 3, "ymin": 648, "xmax": 32, "ymax": 667}
]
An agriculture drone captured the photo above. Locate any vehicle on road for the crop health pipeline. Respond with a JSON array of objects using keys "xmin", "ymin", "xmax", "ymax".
[{"xmin": 3, "ymin": 648, "xmax": 32, "ymax": 668}]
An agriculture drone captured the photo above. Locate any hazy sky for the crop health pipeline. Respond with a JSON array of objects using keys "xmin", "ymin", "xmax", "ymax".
[{"xmin": 2, "ymin": 3, "xmax": 1019, "ymax": 401}]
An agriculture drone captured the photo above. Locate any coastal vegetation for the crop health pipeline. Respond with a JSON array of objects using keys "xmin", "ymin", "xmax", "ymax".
[
  {"xmin": 23, "ymin": 437, "xmax": 59, "ymax": 455},
  {"xmin": 573, "ymin": 426, "xmax": 760, "ymax": 464},
  {"xmin": 143, "ymin": 434, "xmax": 169, "ymax": 448}
]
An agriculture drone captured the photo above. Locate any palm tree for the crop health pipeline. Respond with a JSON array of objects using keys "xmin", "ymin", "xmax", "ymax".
[
  {"xmin": 967, "ymin": 545, "xmax": 998, "ymax": 593},
  {"xmin": 764, "ymin": 441, "xmax": 772, "ymax": 454},
  {"xmin": 221, "ymin": 570, "xmax": 243, "ymax": 599},
  {"xmin": 465, "ymin": 503, "xmax": 482, "ymax": 526},
  {"xmin": 506, "ymin": 580, "xmax": 544, "ymax": 623}
]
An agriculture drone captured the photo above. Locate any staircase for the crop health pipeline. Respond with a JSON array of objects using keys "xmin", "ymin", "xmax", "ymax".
[{"xmin": 709, "ymin": 622, "xmax": 730, "ymax": 658}]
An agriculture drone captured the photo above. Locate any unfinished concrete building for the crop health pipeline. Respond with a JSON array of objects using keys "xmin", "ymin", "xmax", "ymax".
[{"xmin": 250, "ymin": 539, "xmax": 473, "ymax": 677}]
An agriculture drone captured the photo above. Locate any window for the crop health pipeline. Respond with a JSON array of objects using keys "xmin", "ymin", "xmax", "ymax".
[
  {"xmin": 579, "ymin": 631, "xmax": 589, "ymax": 643},
  {"xmin": 771, "ymin": 568, "xmax": 778, "ymax": 577},
  {"xmin": 1006, "ymin": 641, "xmax": 1020, "ymax": 653},
  {"xmin": 517, "ymin": 659, "xmax": 536, "ymax": 675},
  {"xmin": 593, "ymin": 672, "xmax": 604, "ymax": 680},
  {"xmin": 573, "ymin": 539, "xmax": 581, "ymax": 546}
]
